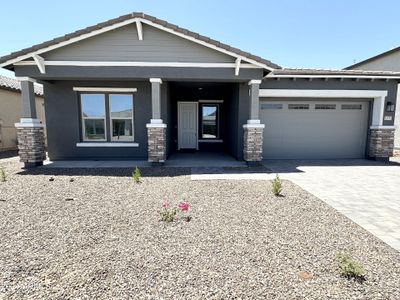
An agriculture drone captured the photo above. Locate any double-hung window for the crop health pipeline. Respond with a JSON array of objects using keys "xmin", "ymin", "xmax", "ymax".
[{"xmin": 80, "ymin": 93, "xmax": 134, "ymax": 142}]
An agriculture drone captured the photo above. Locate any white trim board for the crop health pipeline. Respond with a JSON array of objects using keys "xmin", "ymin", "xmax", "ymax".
[
  {"xmin": 259, "ymin": 89, "xmax": 388, "ymax": 127},
  {"xmin": 1, "ymin": 17, "xmax": 270, "ymax": 71},
  {"xmin": 73, "ymin": 87, "xmax": 137, "ymax": 92},
  {"xmin": 259, "ymin": 89, "xmax": 388, "ymax": 98},
  {"xmin": 14, "ymin": 60, "xmax": 262, "ymax": 69},
  {"xmin": 265, "ymin": 74, "xmax": 400, "ymax": 80},
  {"xmin": 76, "ymin": 142, "xmax": 139, "ymax": 147}
]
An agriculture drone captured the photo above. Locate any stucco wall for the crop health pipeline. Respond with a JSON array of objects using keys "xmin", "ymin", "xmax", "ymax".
[
  {"xmin": 0, "ymin": 89, "xmax": 45, "ymax": 151},
  {"xmin": 44, "ymin": 81, "xmax": 151, "ymax": 160}
]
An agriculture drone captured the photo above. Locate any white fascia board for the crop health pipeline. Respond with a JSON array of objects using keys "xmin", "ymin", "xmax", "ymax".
[
  {"xmin": 259, "ymin": 89, "xmax": 388, "ymax": 98},
  {"xmin": 1, "ymin": 16, "xmax": 269, "ymax": 71},
  {"xmin": 15, "ymin": 77, "xmax": 37, "ymax": 83},
  {"xmin": 76, "ymin": 142, "xmax": 139, "ymax": 147},
  {"xmin": 265, "ymin": 74, "xmax": 400, "ymax": 80},
  {"xmin": 14, "ymin": 60, "xmax": 262, "ymax": 69},
  {"xmin": 73, "ymin": 87, "xmax": 137, "ymax": 92}
]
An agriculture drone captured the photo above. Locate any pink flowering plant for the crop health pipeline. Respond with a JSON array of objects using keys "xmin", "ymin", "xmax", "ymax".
[{"xmin": 160, "ymin": 201, "xmax": 191, "ymax": 222}]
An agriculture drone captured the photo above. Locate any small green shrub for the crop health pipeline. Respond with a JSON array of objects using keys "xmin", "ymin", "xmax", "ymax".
[
  {"xmin": 132, "ymin": 167, "xmax": 141, "ymax": 183},
  {"xmin": 0, "ymin": 167, "xmax": 6, "ymax": 182},
  {"xmin": 337, "ymin": 252, "xmax": 365, "ymax": 279},
  {"xmin": 271, "ymin": 174, "xmax": 282, "ymax": 196}
]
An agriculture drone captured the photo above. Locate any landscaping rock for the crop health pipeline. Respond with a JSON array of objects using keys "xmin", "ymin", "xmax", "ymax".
[{"xmin": 0, "ymin": 159, "xmax": 399, "ymax": 299}]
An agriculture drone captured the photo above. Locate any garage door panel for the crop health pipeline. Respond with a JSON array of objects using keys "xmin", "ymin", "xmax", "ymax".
[{"xmin": 260, "ymin": 101, "xmax": 369, "ymax": 159}]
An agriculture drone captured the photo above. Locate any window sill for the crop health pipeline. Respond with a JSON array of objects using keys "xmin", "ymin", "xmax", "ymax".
[
  {"xmin": 76, "ymin": 142, "xmax": 139, "ymax": 147},
  {"xmin": 198, "ymin": 139, "xmax": 223, "ymax": 143}
]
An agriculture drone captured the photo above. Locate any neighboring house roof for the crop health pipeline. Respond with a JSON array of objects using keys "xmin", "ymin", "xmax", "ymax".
[
  {"xmin": 345, "ymin": 46, "xmax": 400, "ymax": 69},
  {"xmin": 0, "ymin": 75, "xmax": 43, "ymax": 96},
  {"xmin": 0, "ymin": 12, "xmax": 280, "ymax": 71},
  {"xmin": 265, "ymin": 68, "xmax": 400, "ymax": 79}
]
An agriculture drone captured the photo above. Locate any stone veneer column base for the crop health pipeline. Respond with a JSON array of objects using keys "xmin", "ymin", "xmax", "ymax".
[
  {"xmin": 369, "ymin": 127, "xmax": 395, "ymax": 161},
  {"xmin": 146, "ymin": 123, "xmax": 167, "ymax": 164},
  {"xmin": 15, "ymin": 119, "xmax": 46, "ymax": 168},
  {"xmin": 243, "ymin": 123, "xmax": 265, "ymax": 166}
]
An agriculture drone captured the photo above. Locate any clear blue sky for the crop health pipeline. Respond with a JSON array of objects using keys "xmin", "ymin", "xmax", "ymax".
[{"xmin": 1, "ymin": 0, "xmax": 399, "ymax": 77}]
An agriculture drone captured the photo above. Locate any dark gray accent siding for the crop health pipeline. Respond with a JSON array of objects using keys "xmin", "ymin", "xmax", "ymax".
[
  {"xmin": 15, "ymin": 65, "xmax": 263, "ymax": 81},
  {"xmin": 44, "ymin": 81, "xmax": 151, "ymax": 160},
  {"xmin": 261, "ymin": 78, "xmax": 398, "ymax": 126},
  {"xmin": 43, "ymin": 24, "xmax": 235, "ymax": 63}
]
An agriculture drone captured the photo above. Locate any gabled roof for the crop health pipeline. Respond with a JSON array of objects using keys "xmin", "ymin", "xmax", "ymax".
[
  {"xmin": 265, "ymin": 68, "xmax": 400, "ymax": 79},
  {"xmin": 345, "ymin": 46, "xmax": 400, "ymax": 69},
  {"xmin": 0, "ymin": 75, "xmax": 43, "ymax": 96},
  {"xmin": 0, "ymin": 12, "xmax": 280, "ymax": 71}
]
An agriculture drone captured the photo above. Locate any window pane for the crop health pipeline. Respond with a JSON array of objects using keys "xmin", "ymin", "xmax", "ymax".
[
  {"xmin": 288, "ymin": 104, "xmax": 309, "ymax": 110},
  {"xmin": 112, "ymin": 119, "xmax": 133, "ymax": 141},
  {"xmin": 110, "ymin": 94, "xmax": 133, "ymax": 118},
  {"xmin": 315, "ymin": 104, "xmax": 336, "ymax": 110},
  {"xmin": 261, "ymin": 103, "xmax": 283, "ymax": 110},
  {"xmin": 81, "ymin": 94, "xmax": 105, "ymax": 117},
  {"xmin": 342, "ymin": 104, "xmax": 362, "ymax": 110},
  {"xmin": 202, "ymin": 105, "xmax": 218, "ymax": 139},
  {"xmin": 84, "ymin": 119, "xmax": 105, "ymax": 140}
]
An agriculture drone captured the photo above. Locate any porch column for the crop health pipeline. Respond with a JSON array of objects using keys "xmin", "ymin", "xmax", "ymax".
[
  {"xmin": 15, "ymin": 78, "xmax": 46, "ymax": 168},
  {"xmin": 369, "ymin": 96, "xmax": 395, "ymax": 161},
  {"xmin": 243, "ymin": 80, "xmax": 264, "ymax": 165},
  {"xmin": 146, "ymin": 78, "xmax": 167, "ymax": 164}
]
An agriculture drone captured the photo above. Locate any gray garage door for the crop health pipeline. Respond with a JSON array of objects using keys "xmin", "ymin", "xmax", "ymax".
[{"xmin": 260, "ymin": 101, "xmax": 369, "ymax": 159}]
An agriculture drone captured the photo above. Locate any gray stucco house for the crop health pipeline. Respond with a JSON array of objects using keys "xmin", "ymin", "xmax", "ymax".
[
  {"xmin": 0, "ymin": 12, "xmax": 399, "ymax": 167},
  {"xmin": 346, "ymin": 48, "xmax": 400, "ymax": 151}
]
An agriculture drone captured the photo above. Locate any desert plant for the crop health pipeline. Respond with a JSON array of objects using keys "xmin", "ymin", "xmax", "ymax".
[
  {"xmin": 178, "ymin": 201, "xmax": 191, "ymax": 222},
  {"xmin": 337, "ymin": 252, "xmax": 365, "ymax": 279},
  {"xmin": 0, "ymin": 167, "xmax": 6, "ymax": 182},
  {"xmin": 160, "ymin": 202, "xmax": 177, "ymax": 222},
  {"xmin": 271, "ymin": 174, "xmax": 282, "ymax": 196},
  {"xmin": 132, "ymin": 166, "xmax": 141, "ymax": 183}
]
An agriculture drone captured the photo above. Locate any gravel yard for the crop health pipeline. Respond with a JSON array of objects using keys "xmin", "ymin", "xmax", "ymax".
[{"xmin": 0, "ymin": 158, "xmax": 400, "ymax": 299}]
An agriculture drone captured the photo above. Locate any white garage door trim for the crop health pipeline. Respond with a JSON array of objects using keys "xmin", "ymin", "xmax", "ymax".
[{"xmin": 259, "ymin": 89, "xmax": 387, "ymax": 127}]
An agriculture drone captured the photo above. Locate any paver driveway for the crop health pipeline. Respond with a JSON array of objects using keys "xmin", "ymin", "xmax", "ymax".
[{"xmin": 265, "ymin": 159, "xmax": 400, "ymax": 251}]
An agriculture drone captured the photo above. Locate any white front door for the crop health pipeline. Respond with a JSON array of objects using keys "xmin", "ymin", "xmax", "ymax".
[{"xmin": 178, "ymin": 102, "xmax": 198, "ymax": 149}]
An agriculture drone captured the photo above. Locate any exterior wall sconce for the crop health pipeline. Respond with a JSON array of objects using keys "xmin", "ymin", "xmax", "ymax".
[{"xmin": 386, "ymin": 101, "xmax": 395, "ymax": 112}]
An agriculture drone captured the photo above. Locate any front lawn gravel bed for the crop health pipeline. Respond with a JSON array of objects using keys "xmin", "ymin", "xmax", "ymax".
[{"xmin": 0, "ymin": 159, "xmax": 399, "ymax": 299}]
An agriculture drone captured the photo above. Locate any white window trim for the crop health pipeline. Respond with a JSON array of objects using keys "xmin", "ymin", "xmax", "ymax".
[
  {"xmin": 109, "ymin": 94, "xmax": 135, "ymax": 142},
  {"xmin": 74, "ymin": 87, "xmax": 137, "ymax": 92},
  {"xmin": 81, "ymin": 94, "xmax": 107, "ymax": 142},
  {"xmin": 76, "ymin": 142, "xmax": 139, "ymax": 147}
]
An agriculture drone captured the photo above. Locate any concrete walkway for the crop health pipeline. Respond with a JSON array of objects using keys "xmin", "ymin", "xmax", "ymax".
[{"xmin": 192, "ymin": 159, "xmax": 400, "ymax": 252}]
